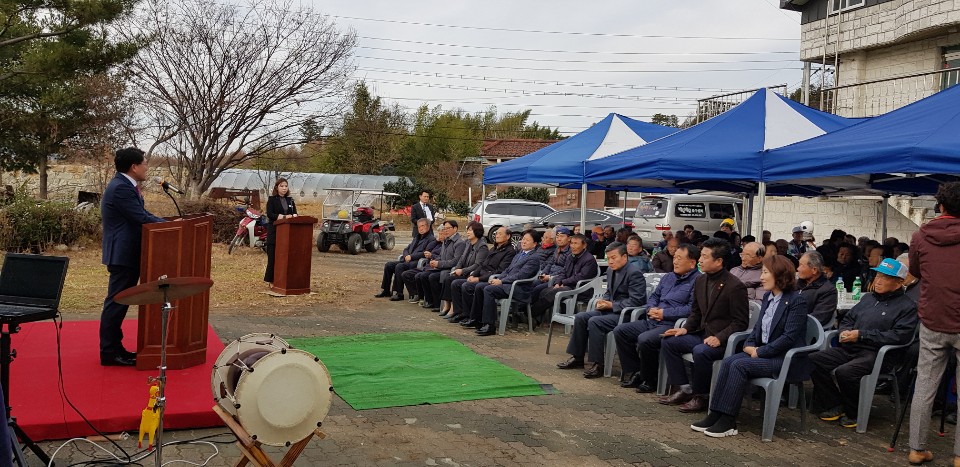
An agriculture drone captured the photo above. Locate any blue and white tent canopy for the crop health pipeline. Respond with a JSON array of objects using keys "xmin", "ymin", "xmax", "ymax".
[
  {"xmin": 583, "ymin": 89, "xmax": 863, "ymax": 195},
  {"xmin": 765, "ymin": 83, "xmax": 960, "ymax": 195},
  {"xmin": 482, "ymin": 113, "xmax": 677, "ymax": 188}
]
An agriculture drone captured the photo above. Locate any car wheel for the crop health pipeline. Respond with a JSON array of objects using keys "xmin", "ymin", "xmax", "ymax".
[
  {"xmin": 382, "ymin": 233, "xmax": 396, "ymax": 250},
  {"xmin": 316, "ymin": 232, "xmax": 330, "ymax": 252},
  {"xmin": 510, "ymin": 233, "xmax": 522, "ymax": 249},
  {"xmin": 346, "ymin": 233, "xmax": 363, "ymax": 255},
  {"xmin": 365, "ymin": 233, "xmax": 380, "ymax": 252}
]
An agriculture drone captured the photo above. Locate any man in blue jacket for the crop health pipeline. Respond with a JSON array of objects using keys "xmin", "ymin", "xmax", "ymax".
[
  {"xmin": 616, "ymin": 244, "xmax": 702, "ymax": 392},
  {"xmin": 100, "ymin": 147, "xmax": 166, "ymax": 366},
  {"xmin": 470, "ymin": 229, "xmax": 542, "ymax": 336}
]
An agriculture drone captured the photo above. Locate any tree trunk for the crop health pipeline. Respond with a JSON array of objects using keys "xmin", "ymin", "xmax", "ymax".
[{"xmin": 39, "ymin": 157, "xmax": 48, "ymax": 200}]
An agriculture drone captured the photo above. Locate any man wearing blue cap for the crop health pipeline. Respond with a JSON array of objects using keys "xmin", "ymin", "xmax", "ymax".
[{"xmin": 808, "ymin": 258, "xmax": 918, "ymax": 428}]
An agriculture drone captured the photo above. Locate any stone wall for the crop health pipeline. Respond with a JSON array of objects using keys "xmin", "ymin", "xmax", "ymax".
[{"xmin": 1, "ymin": 163, "xmax": 170, "ymax": 202}]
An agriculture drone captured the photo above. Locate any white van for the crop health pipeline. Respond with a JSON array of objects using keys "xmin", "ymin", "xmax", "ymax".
[{"xmin": 632, "ymin": 194, "xmax": 743, "ymax": 248}]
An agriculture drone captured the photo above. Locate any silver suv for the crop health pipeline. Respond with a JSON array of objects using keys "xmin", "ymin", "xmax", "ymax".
[{"xmin": 470, "ymin": 199, "xmax": 555, "ymax": 242}]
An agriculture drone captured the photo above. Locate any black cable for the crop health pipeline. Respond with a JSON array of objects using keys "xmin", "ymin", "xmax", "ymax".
[{"xmin": 53, "ymin": 314, "xmax": 134, "ymax": 464}]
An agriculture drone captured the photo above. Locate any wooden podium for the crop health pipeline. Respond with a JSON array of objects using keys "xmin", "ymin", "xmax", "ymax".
[
  {"xmin": 136, "ymin": 213, "xmax": 213, "ymax": 371},
  {"xmin": 270, "ymin": 216, "xmax": 317, "ymax": 296}
]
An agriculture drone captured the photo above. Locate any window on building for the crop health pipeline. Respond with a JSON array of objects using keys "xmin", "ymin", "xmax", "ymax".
[
  {"xmin": 829, "ymin": 0, "xmax": 864, "ymax": 14},
  {"xmin": 548, "ymin": 188, "xmax": 558, "ymax": 196},
  {"xmin": 941, "ymin": 46, "xmax": 960, "ymax": 91}
]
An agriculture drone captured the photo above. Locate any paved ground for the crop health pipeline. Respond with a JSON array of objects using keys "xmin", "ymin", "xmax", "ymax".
[{"xmin": 35, "ymin": 233, "xmax": 955, "ymax": 466}]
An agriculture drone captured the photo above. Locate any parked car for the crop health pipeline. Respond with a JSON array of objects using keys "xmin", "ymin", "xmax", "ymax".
[
  {"xmin": 632, "ymin": 194, "xmax": 743, "ymax": 248},
  {"xmin": 506, "ymin": 208, "xmax": 633, "ymax": 246},
  {"xmin": 469, "ymin": 199, "xmax": 555, "ymax": 242}
]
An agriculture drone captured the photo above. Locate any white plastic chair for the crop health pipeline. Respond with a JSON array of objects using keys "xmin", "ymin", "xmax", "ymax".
[
  {"xmin": 602, "ymin": 273, "xmax": 666, "ymax": 378},
  {"xmin": 489, "ymin": 270, "xmax": 541, "ymax": 336},
  {"xmin": 742, "ymin": 314, "xmax": 825, "ymax": 442},
  {"xmin": 656, "ymin": 300, "xmax": 762, "ymax": 397},
  {"xmin": 821, "ymin": 328, "xmax": 917, "ymax": 433},
  {"xmin": 545, "ymin": 272, "xmax": 603, "ymax": 354}
]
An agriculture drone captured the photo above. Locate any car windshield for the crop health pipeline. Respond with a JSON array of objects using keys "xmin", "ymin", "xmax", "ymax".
[{"xmin": 635, "ymin": 199, "xmax": 666, "ymax": 219}]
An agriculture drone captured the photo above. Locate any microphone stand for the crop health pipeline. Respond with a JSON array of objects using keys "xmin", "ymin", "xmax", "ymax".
[{"xmin": 162, "ymin": 187, "xmax": 183, "ymax": 218}]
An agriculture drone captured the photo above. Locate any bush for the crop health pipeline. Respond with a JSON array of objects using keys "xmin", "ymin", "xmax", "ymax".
[
  {"xmin": 0, "ymin": 196, "xmax": 101, "ymax": 252},
  {"xmin": 447, "ymin": 200, "xmax": 471, "ymax": 217},
  {"xmin": 498, "ymin": 187, "xmax": 550, "ymax": 204},
  {"xmin": 178, "ymin": 198, "xmax": 244, "ymax": 244}
]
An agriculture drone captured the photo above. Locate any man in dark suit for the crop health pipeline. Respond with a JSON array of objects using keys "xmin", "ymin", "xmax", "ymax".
[
  {"xmin": 455, "ymin": 226, "xmax": 516, "ymax": 326},
  {"xmin": 530, "ymin": 233, "xmax": 598, "ymax": 325},
  {"xmin": 557, "ymin": 242, "xmax": 646, "ymax": 378},
  {"xmin": 409, "ymin": 190, "xmax": 436, "ymax": 236},
  {"xmin": 658, "ymin": 237, "xmax": 749, "ymax": 413},
  {"xmin": 100, "ymin": 147, "xmax": 166, "ymax": 366},
  {"xmin": 797, "ymin": 251, "xmax": 838, "ymax": 328},
  {"xmin": 374, "ymin": 219, "xmax": 435, "ymax": 301},
  {"xmin": 471, "ymin": 229, "xmax": 543, "ymax": 336}
]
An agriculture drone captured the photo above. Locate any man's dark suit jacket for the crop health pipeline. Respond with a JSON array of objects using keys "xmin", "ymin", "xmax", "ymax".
[
  {"xmin": 798, "ymin": 275, "xmax": 838, "ymax": 328},
  {"xmin": 744, "ymin": 290, "xmax": 809, "ymax": 359},
  {"xmin": 473, "ymin": 242, "xmax": 517, "ymax": 282},
  {"xmin": 410, "ymin": 202, "xmax": 436, "ymax": 228},
  {"xmin": 401, "ymin": 232, "xmax": 435, "ymax": 259},
  {"xmin": 555, "ymin": 250, "xmax": 598, "ymax": 288},
  {"xmin": 602, "ymin": 261, "xmax": 647, "ymax": 314},
  {"xmin": 496, "ymin": 248, "xmax": 542, "ymax": 297},
  {"xmin": 682, "ymin": 269, "xmax": 749, "ymax": 345},
  {"xmin": 101, "ymin": 173, "xmax": 165, "ymax": 268}
]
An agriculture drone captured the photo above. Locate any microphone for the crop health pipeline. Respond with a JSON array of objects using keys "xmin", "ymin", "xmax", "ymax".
[{"xmin": 153, "ymin": 177, "xmax": 184, "ymax": 194}]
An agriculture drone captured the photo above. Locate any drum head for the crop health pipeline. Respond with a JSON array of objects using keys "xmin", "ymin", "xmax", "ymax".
[
  {"xmin": 211, "ymin": 333, "xmax": 290, "ymax": 416},
  {"xmin": 235, "ymin": 349, "xmax": 333, "ymax": 446}
]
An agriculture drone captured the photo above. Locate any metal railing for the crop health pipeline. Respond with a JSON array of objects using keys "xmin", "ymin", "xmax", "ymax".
[
  {"xmin": 820, "ymin": 67, "xmax": 960, "ymax": 117},
  {"xmin": 694, "ymin": 85, "xmax": 787, "ymax": 124}
]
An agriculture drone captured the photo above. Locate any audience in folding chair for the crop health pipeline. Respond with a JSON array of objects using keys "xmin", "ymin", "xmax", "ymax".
[
  {"xmin": 529, "ymin": 233, "xmax": 598, "ymax": 327},
  {"xmin": 449, "ymin": 226, "xmax": 516, "ymax": 323},
  {"xmin": 463, "ymin": 229, "xmax": 542, "ymax": 336},
  {"xmin": 658, "ymin": 237, "xmax": 749, "ymax": 414},
  {"xmin": 556, "ymin": 242, "xmax": 646, "ymax": 378},
  {"xmin": 690, "ymin": 255, "xmax": 808, "ymax": 438},
  {"xmin": 809, "ymin": 258, "xmax": 918, "ymax": 429},
  {"xmin": 616, "ymin": 243, "xmax": 702, "ymax": 393},
  {"xmin": 796, "ymin": 251, "xmax": 839, "ymax": 328},
  {"xmin": 374, "ymin": 219, "xmax": 436, "ymax": 301},
  {"xmin": 399, "ymin": 225, "xmax": 447, "ymax": 304},
  {"xmin": 440, "ymin": 222, "xmax": 489, "ymax": 319},
  {"xmin": 409, "ymin": 220, "xmax": 465, "ymax": 311}
]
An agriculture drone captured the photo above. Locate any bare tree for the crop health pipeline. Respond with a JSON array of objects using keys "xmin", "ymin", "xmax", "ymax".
[{"xmin": 121, "ymin": 0, "xmax": 355, "ymax": 196}]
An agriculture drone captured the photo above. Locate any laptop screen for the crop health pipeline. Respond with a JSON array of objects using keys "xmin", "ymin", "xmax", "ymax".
[{"xmin": 0, "ymin": 253, "xmax": 70, "ymax": 308}]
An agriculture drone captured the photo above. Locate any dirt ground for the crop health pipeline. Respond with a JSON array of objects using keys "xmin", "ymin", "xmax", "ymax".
[{"xmin": 33, "ymin": 230, "xmax": 957, "ymax": 466}]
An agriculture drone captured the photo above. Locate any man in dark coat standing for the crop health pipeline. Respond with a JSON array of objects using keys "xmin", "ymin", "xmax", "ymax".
[
  {"xmin": 409, "ymin": 190, "xmax": 436, "ymax": 236},
  {"xmin": 100, "ymin": 147, "xmax": 166, "ymax": 366}
]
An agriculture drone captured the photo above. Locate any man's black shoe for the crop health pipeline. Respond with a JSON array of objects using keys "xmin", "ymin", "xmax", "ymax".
[
  {"xmin": 620, "ymin": 373, "xmax": 643, "ymax": 388},
  {"xmin": 475, "ymin": 324, "xmax": 495, "ymax": 336},
  {"xmin": 422, "ymin": 302, "xmax": 436, "ymax": 309},
  {"xmin": 101, "ymin": 354, "xmax": 135, "ymax": 367},
  {"xmin": 389, "ymin": 292, "xmax": 404, "ymax": 301},
  {"xmin": 556, "ymin": 357, "xmax": 585, "ymax": 370},
  {"xmin": 450, "ymin": 314, "xmax": 465, "ymax": 323},
  {"xmin": 121, "ymin": 349, "xmax": 137, "ymax": 360},
  {"xmin": 583, "ymin": 363, "xmax": 603, "ymax": 379},
  {"xmin": 374, "ymin": 290, "xmax": 390, "ymax": 298},
  {"xmin": 460, "ymin": 319, "xmax": 479, "ymax": 328},
  {"xmin": 635, "ymin": 382, "xmax": 656, "ymax": 394}
]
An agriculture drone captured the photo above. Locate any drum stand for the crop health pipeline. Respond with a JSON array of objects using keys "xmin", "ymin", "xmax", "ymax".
[
  {"xmin": 212, "ymin": 406, "xmax": 325, "ymax": 467},
  {"xmin": 2, "ymin": 323, "xmax": 53, "ymax": 466},
  {"xmin": 150, "ymin": 286, "xmax": 173, "ymax": 467}
]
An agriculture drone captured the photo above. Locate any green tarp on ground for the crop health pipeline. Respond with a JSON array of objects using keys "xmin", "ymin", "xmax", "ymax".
[{"xmin": 289, "ymin": 332, "xmax": 549, "ymax": 410}]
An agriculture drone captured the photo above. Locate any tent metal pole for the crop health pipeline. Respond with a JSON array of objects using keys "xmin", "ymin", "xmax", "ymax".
[
  {"xmin": 744, "ymin": 193, "xmax": 754, "ymax": 237},
  {"xmin": 881, "ymin": 194, "xmax": 890, "ymax": 240},
  {"xmin": 622, "ymin": 190, "xmax": 627, "ymax": 228},
  {"xmin": 756, "ymin": 182, "xmax": 767, "ymax": 237},
  {"xmin": 580, "ymin": 183, "xmax": 588, "ymax": 233},
  {"xmin": 481, "ymin": 185, "xmax": 486, "ymax": 224}
]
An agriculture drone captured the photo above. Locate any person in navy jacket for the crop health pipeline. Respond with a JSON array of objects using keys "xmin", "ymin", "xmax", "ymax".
[
  {"xmin": 100, "ymin": 147, "xmax": 165, "ymax": 366},
  {"xmin": 691, "ymin": 255, "xmax": 808, "ymax": 438},
  {"xmin": 471, "ymin": 229, "xmax": 542, "ymax": 336},
  {"xmin": 616, "ymin": 244, "xmax": 702, "ymax": 393}
]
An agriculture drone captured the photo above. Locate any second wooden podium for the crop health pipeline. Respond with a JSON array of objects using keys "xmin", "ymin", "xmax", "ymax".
[
  {"xmin": 137, "ymin": 214, "xmax": 213, "ymax": 371},
  {"xmin": 271, "ymin": 216, "xmax": 317, "ymax": 296}
]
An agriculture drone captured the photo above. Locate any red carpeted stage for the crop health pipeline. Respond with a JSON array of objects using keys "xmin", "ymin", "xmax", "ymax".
[{"xmin": 10, "ymin": 320, "xmax": 225, "ymax": 441}]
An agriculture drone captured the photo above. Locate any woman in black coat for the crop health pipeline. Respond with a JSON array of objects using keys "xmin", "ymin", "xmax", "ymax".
[
  {"xmin": 264, "ymin": 178, "xmax": 297, "ymax": 284},
  {"xmin": 690, "ymin": 255, "xmax": 808, "ymax": 438}
]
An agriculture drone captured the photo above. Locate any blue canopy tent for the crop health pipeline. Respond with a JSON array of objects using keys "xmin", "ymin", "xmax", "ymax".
[
  {"xmin": 482, "ymin": 113, "xmax": 677, "ymax": 229},
  {"xmin": 583, "ymin": 89, "xmax": 864, "ymax": 234},
  {"xmin": 764, "ymin": 83, "xmax": 960, "ymax": 196}
]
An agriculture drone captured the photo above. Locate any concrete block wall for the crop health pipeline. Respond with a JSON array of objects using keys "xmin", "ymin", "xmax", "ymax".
[
  {"xmin": 548, "ymin": 188, "xmax": 608, "ymax": 211},
  {"xmin": 750, "ymin": 196, "xmax": 920, "ymax": 243},
  {"xmin": 1, "ymin": 164, "xmax": 169, "ymax": 202}
]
